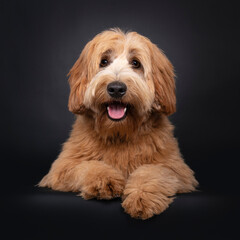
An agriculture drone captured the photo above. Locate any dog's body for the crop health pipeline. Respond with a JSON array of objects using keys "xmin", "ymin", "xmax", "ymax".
[{"xmin": 39, "ymin": 29, "xmax": 198, "ymax": 219}]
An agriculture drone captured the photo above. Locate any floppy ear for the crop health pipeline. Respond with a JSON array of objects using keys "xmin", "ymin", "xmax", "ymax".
[
  {"xmin": 151, "ymin": 44, "xmax": 176, "ymax": 115},
  {"xmin": 68, "ymin": 42, "xmax": 93, "ymax": 114}
]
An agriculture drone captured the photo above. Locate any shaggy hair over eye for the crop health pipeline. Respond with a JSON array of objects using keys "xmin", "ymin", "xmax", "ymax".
[{"xmin": 39, "ymin": 28, "xmax": 198, "ymax": 220}]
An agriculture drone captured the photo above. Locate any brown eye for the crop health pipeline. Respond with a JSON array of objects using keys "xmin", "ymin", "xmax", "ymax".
[
  {"xmin": 131, "ymin": 59, "xmax": 141, "ymax": 69},
  {"xmin": 100, "ymin": 59, "xmax": 109, "ymax": 67}
]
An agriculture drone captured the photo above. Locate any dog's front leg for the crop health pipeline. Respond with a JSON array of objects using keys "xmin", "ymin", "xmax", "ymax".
[
  {"xmin": 122, "ymin": 164, "xmax": 182, "ymax": 220},
  {"xmin": 39, "ymin": 160, "xmax": 126, "ymax": 200}
]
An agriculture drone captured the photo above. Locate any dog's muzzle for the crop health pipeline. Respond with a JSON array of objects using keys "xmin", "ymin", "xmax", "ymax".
[{"xmin": 106, "ymin": 81, "xmax": 128, "ymax": 121}]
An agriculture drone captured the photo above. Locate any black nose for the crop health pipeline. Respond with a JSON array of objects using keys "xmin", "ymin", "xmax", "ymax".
[{"xmin": 107, "ymin": 81, "xmax": 127, "ymax": 98}]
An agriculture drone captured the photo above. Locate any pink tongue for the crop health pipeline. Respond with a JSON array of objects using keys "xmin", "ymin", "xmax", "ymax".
[{"xmin": 108, "ymin": 104, "xmax": 125, "ymax": 119}]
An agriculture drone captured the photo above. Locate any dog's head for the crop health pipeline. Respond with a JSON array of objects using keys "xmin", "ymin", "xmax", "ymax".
[{"xmin": 68, "ymin": 29, "xmax": 175, "ymax": 136}]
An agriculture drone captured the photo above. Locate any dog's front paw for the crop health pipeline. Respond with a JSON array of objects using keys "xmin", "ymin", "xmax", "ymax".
[
  {"xmin": 80, "ymin": 170, "xmax": 126, "ymax": 200},
  {"xmin": 122, "ymin": 190, "xmax": 174, "ymax": 220}
]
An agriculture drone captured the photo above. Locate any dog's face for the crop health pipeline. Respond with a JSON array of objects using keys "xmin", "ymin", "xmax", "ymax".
[{"xmin": 68, "ymin": 29, "xmax": 176, "ymax": 137}]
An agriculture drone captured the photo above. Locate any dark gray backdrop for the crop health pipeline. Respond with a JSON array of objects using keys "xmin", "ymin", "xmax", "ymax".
[{"xmin": 3, "ymin": 0, "xmax": 240, "ymax": 239}]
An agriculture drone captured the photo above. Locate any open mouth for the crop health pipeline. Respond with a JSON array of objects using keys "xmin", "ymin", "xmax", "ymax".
[{"xmin": 106, "ymin": 101, "xmax": 128, "ymax": 121}]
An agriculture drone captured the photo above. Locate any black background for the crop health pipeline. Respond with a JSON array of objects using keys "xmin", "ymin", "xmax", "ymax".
[{"xmin": 2, "ymin": 0, "xmax": 240, "ymax": 239}]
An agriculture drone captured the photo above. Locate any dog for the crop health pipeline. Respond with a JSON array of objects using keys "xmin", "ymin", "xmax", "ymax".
[{"xmin": 39, "ymin": 28, "xmax": 198, "ymax": 219}]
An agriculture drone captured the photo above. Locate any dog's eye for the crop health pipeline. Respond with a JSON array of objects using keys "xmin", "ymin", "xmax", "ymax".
[
  {"xmin": 131, "ymin": 60, "xmax": 141, "ymax": 69},
  {"xmin": 100, "ymin": 59, "xmax": 109, "ymax": 67}
]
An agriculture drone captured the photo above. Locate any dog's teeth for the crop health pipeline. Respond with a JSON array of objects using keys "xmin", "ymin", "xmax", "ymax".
[
  {"xmin": 124, "ymin": 108, "xmax": 127, "ymax": 113},
  {"xmin": 107, "ymin": 107, "xmax": 109, "ymax": 111}
]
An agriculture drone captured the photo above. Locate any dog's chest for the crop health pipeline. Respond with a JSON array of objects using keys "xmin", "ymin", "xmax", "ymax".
[{"xmin": 102, "ymin": 140, "xmax": 160, "ymax": 178}]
